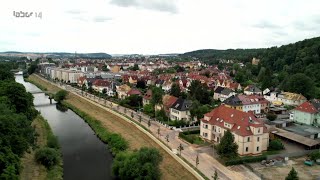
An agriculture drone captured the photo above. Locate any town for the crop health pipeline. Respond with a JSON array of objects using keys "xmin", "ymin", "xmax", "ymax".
[{"xmin": 17, "ymin": 47, "xmax": 317, "ymax": 180}]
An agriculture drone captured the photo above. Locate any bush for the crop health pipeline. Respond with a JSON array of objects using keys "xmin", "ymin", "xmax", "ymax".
[
  {"xmin": 35, "ymin": 147, "xmax": 60, "ymax": 169},
  {"xmin": 47, "ymin": 135, "xmax": 60, "ymax": 149},
  {"xmin": 107, "ymin": 134, "xmax": 128, "ymax": 155},
  {"xmin": 309, "ymin": 151, "xmax": 320, "ymax": 161},
  {"xmin": 266, "ymin": 113, "xmax": 277, "ymax": 121},
  {"xmin": 224, "ymin": 155, "xmax": 267, "ymax": 166},
  {"xmin": 54, "ymin": 90, "xmax": 68, "ymax": 102},
  {"xmin": 268, "ymin": 139, "xmax": 284, "ymax": 151},
  {"xmin": 112, "ymin": 147, "xmax": 162, "ymax": 180}
]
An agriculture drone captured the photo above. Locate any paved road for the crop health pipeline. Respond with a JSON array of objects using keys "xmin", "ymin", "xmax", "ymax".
[{"xmin": 41, "ymin": 77, "xmax": 260, "ymax": 180}]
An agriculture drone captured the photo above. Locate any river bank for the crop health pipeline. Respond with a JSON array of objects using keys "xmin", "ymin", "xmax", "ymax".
[
  {"xmin": 28, "ymin": 74, "xmax": 197, "ymax": 180},
  {"xmin": 20, "ymin": 115, "xmax": 63, "ymax": 180}
]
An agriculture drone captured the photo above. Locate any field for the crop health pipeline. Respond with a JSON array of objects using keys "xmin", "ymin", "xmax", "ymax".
[{"xmin": 28, "ymin": 75, "xmax": 197, "ymax": 180}]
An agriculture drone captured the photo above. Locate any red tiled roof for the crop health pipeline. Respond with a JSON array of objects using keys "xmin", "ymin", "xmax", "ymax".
[
  {"xmin": 78, "ymin": 76, "xmax": 86, "ymax": 84},
  {"xmin": 202, "ymin": 105, "xmax": 265, "ymax": 136},
  {"xmin": 294, "ymin": 101, "xmax": 318, "ymax": 114},
  {"xmin": 127, "ymin": 89, "xmax": 141, "ymax": 96},
  {"xmin": 93, "ymin": 79, "xmax": 110, "ymax": 87},
  {"xmin": 163, "ymin": 95, "xmax": 178, "ymax": 108}
]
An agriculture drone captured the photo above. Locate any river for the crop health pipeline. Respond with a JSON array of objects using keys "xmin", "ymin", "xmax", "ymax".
[{"xmin": 15, "ymin": 75, "xmax": 113, "ymax": 180}]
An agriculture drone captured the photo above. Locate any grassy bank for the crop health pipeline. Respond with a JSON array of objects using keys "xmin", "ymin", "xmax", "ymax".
[
  {"xmin": 62, "ymin": 101, "xmax": 128, "ymax": 155},
  {"xmin": 25, "ymin": 77, "xmax": 48, "ymax": 91},
  {"xmin": 28, "ymin": 74, "xmax": 197, "ymax": 180},
  {"xmin": 20, "ymin": 115, "xmax": 63, "ymax": 180}
]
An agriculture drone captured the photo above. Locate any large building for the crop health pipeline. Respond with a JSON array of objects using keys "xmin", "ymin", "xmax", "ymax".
[
  {"xmin": 292, "ymin": 99, "xmax": 320, "ymax": 126},
  {"xmin": 200, "ymin": 105, "xmax": 269, "ymax": 156}
]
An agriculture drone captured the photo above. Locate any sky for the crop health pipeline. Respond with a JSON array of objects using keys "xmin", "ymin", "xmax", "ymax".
[{"xmin": 0, "ymin": 0, "xmax": 320, "ymax": 54}]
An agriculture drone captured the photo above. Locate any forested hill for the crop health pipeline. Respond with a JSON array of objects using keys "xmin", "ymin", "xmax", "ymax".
[
  {"xmin": 260, "ymin": 37, "xmax": 320, "ymax": 82},
  {"xmin": 180, "ymin": 48, "xmax": 265, "ymax": 63}
]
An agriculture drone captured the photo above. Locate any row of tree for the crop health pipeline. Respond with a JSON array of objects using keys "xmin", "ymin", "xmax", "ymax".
[{"xmin": 0, "ymin": 63, "xmax": 38, "ymax": 178}]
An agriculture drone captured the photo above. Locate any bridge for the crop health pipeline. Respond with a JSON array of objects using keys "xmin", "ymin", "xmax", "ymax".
[{"xmin": 34, "ymin": 103, "xmax": 57, "ymax": 108}]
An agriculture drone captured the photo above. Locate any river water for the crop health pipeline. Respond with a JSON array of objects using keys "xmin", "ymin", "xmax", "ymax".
[{"xmin": 15, "ymin": 75, "xmax": 113, "ymax": 180}]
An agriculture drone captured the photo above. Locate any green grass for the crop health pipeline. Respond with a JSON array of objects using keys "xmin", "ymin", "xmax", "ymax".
[
  {"xmin": 26, "ymin": 77, "xmax": 48, "ymax": 91},
  {"xmin": 62, "ymin": 101, "xmax": 128, "ymax": 155},
  {"xmin": 179, "ymin": 131, "xmax": 209, "ymax": 146}
]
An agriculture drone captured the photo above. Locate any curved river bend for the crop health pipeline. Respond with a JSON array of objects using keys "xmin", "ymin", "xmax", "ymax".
[{"xmin": 16, "ymin": 75, "xmax": 113, "ymax": 180}]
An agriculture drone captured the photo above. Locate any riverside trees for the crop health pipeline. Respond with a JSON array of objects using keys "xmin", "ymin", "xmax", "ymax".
[{"xmin": 0, "ymin": 63, "xmax": 38, "ymax": 178}]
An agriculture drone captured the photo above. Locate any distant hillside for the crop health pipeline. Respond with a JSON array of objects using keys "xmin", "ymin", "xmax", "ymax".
[
  {"xmin": 180, "ymin": 48, "xmax": 265, "ymax": 63},
  {"xmin": 0, "ymin": 52, "xmax": 112, "ymax": 59}
]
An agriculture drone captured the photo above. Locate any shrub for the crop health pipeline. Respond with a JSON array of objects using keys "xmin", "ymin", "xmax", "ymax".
[
  {"xmin": 268, "ymin": 139, "xmax": 284, "ymax": 151},
  {"xmin": 309, "ymin": 151, "xmax": 320, "ymax": 161},
  {"xmin": 47, "ymin": 135, "xmax": 60, "ymax": 149},
  {"xmin": 224, "ymin": 155, "xmax": 267, "ymax": 166},
  {"xmin": 54, "ymin": 90, "xmax": 68, "ymax": 102},
  {"xmin": 266, "ymin": 113, "xmax": 277, "ymax": 121},
  {"xmin": 35, "ymin": 147, "xmax": 60, "ymax": 169}
]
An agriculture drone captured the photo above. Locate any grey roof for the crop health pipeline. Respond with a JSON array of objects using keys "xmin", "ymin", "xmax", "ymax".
[
  {"xmin": 221, "ymin": 88, "xmax": 234, "ymax": 96},
  {"xmin": 214, "ymin": 86, "xmax": 225, "ymax": 93},
  {"xmin": 223, "ymin": 95, "xmax": 242, "ymax": 106},
  {"xmin": 245, "ymin": 85, "xmax": 262, "ymax": 93},
  {"xmin": 311, "ymin": 99, "xmax": 320, "ymax": 111},
  {"xmin": 171, "ymin": 98, "xmax": 192, "ymax": 111}
]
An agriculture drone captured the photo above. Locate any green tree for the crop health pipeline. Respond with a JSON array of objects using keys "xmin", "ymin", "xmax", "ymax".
[
  {"xmin": 213, "ymin": 170, "xmax": 218, "ymax": 180},
  {"xmin": 35, "ymin": 147, "xmax": 60, "ymax": 169},
  {"xmin": 190, "ymin": 101, "xmax": 210, "ymax": 120},
  {"xmin": 170, "ymin": 83, "xmax": 181, "ymax": 97},
  {"xmin": 281, "ymin": 73, "xmax": 316, "ymax": 99},
  {"xmin": 136, "ymin": 80, "xmax": 146, "ymax": 89},
  {"xmin": 189, "ymin": 80, "xmax": 211, "ymax": 104},
  {"xmin": 268, "ymin": 139, "xmax": 284, "ymax": 151},
  {"xmin": 216, "ymin": 130, "xmax": 238, "ymax": 159},
  {"xmin": 285, "ymin": 167, "xmax": 299, "ymax": 180},
  {"xmin": 266, "ymin": 113, "xmax": 277, "ymax": 121},
  {"xmin": 143, "ymin": 104, "xmax": 155, "ymax": 117},
  {"xmin": 151, "ymin": 87, "xmax": 164, "ymax": 106},
  {"xmin": 54, "ymin": 90, "xmax": 68, "ymax": 103},
  {"xmin": 112, "ymin": 147, "xmax": 162, "ymax": 180}
]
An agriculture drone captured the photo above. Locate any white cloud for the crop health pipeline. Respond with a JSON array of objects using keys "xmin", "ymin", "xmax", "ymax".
[{"xmin": 0, "ymin": 0, "xmax": 319, "ymax": 54}]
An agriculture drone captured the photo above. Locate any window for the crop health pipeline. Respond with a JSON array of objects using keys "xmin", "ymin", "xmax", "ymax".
[
  {"xmin": 247, "ymin": 137, "xmax": 250, "ymax": 142},
  {"xmin": 258, "ymin": 128, "xmax": 260, "ymax": 133},
  {"xmin": 257, "ymin": 146, "xmax": 260, "ymax": 151},
  {"xmin": 245, "ymin": 147, "xmax": 249, "ymax": 152},
  {"xmin": 257, "ymin": 137, "xmax": 260, "ymax": 142}
]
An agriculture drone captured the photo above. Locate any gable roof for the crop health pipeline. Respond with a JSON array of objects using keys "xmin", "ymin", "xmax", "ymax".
[
  {"xmin": 127, "ymin": 88, "xmax": 142, "ymax": 96},
  {"xmin": 214, "ymin": 86, "xmax": 225, "ymax": 93},
  {"xmin": 221, "ymin": 88, "xmax": 234, "ymax": 96},
  {"xmin": 244, "ymin": 85, "xmax": 262, "ymax": 93},
  {"xmin": 170, "ymin": 97, "xmax": 192, "ymax": 111},
  {"xmin": 163, "ymin": 95, "xmax": 178, "ymax": 109},
  {"xmin": 93, "ymin": 79, "xmax": 110, "ymax": 87},
  {"xmin": 294, "ymin": 101, "xmax": 319, "ymax": 114},
  {"xmin": 203, "ymin": 105, "xmax": 266, "ymax": 136}
]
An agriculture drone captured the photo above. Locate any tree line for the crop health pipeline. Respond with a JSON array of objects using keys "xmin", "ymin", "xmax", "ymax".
[{"xmin": 0, "ymin": 63, "xmax": 38, "ymax": 178}]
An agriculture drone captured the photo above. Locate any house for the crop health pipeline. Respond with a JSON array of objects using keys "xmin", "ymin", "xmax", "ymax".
[
  {"xmin": 220, "ymin": 88, "xmax": 236, "ymax": 102},
  {"xmin": 127, "ymin": 88, "xmax": 142, "ymax": 96},
  {"xmin": 264, "ymin": 90, "xmax": 307, "ymax": 106},
  {"xmin": 143, "ymin": 89, "xmax": 152, "ymax": 106},
  {"xmin": 162, "ymin": 80, "xmax": 172, "ymax": 93},
  {"xmin": 292, "ymin": 99, "xmax": 320, "ymax": 126},
  {"xmin": 277, "ymin": 92, "xmax": 307, "ymax": 106},
  {"xmin": 223, "ymin": 94, "xmax": 270, "ymax": 115},
  {"xmin": 159, "ymin": 95, "xmax": 178, "ymax": 116},
  {"xmin": 169, "ymin": 98, "xmax": 192, "ymax": 121},
  {"xmin": 116, "ymin": 84, "xmax": 131, "ymax": 99},
  {"xmin": 92, "ymin": 79, "xmax": 111, "ymax": 93},
  {"xmin": 213, "ymin": 86, "xmax": 225, "ymax": 101},
  {"xmin": 200, "ymin": 105, "xmax": 269, "ymax": 156},
  {"xmin": 129, "ymin": 75, "xmax": 138, "ymax": 84},
  {"xmin": 244, "ymin": 85, "xmax": 262, "ymax": 95}
]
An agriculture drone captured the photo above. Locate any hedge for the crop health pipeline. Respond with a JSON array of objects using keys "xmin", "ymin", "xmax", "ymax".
[{"xmin": 224, "ymin": 155, "xmax": 267, "ymax": 166}]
